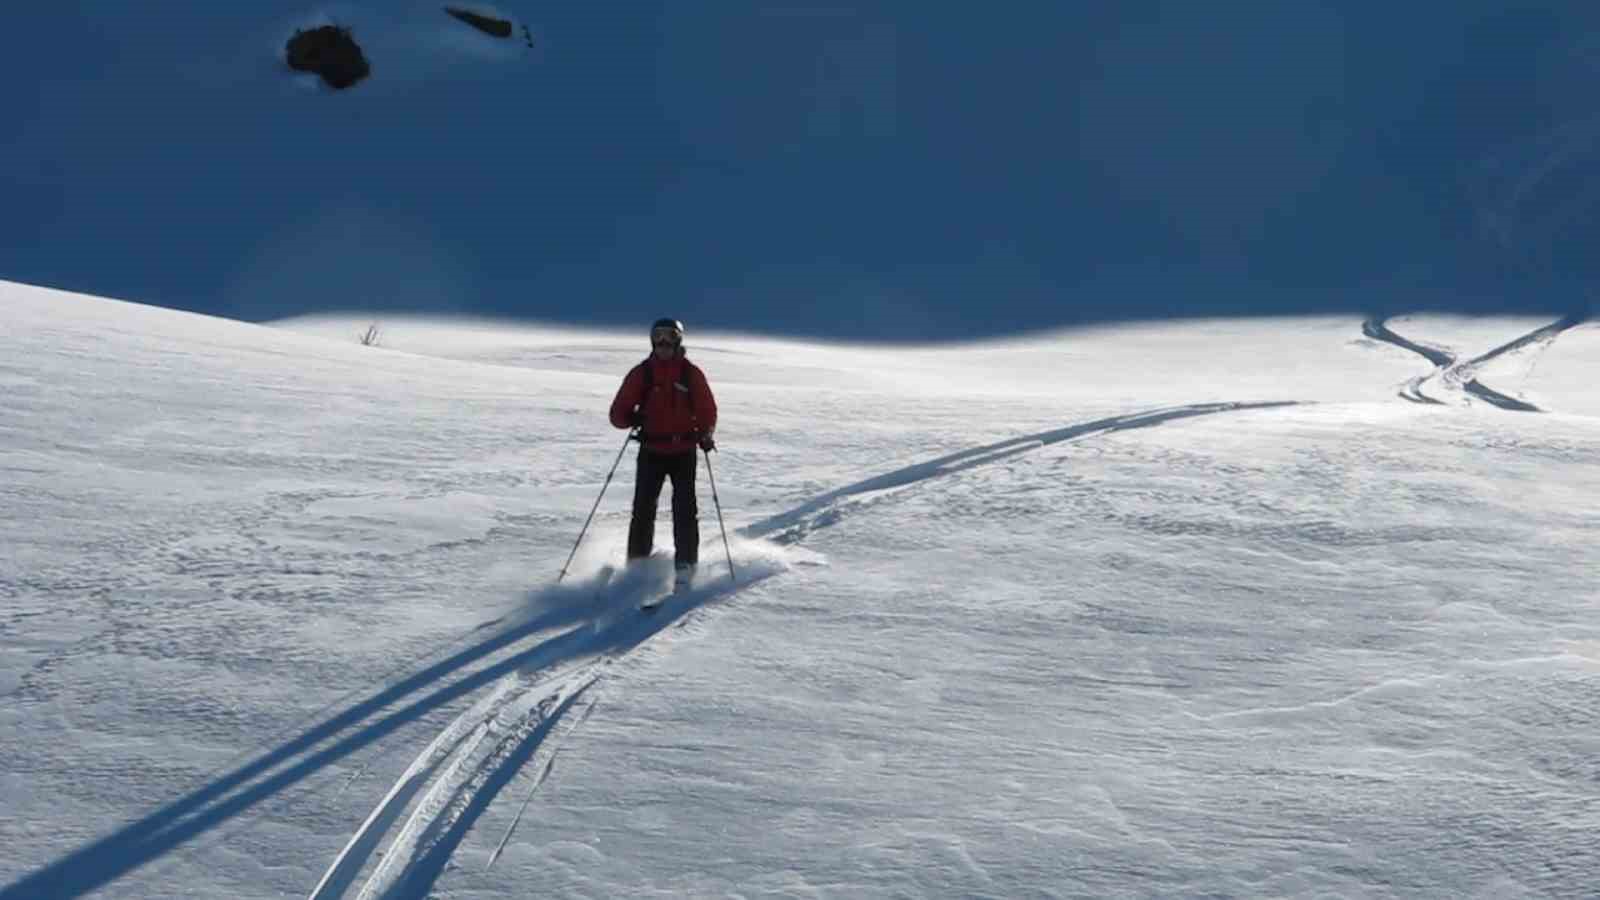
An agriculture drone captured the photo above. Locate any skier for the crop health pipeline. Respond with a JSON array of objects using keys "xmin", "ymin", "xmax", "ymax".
[{"xmin": 609, "ymin": 318, "xmax": 718, "ymax": 586}]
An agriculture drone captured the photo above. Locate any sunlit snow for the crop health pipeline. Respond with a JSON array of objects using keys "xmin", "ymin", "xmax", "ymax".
[{"xmin": 3, "ymin": 281, "xmax": 1599, "ymax": 898}]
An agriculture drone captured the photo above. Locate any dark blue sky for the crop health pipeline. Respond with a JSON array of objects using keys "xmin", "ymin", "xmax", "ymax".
[{"xmin": 3, "ymin": 2, "xmax": 1596, "ymax": 339}]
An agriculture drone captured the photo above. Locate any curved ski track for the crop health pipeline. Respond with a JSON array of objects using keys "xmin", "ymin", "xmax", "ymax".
[
  {"xmin": 43, "ymin": 303, "xmax": 1592, "ymax": 898},
  {"xmin": 0, "ymin": 400, "xmax": 1307, "ymax": 900},
  {"xmin": 306, "ymin": 399, "xmax": 1304, "ymax": 899},
  {"xmin": 1364, "ymin": 314, "xmax": 1586, "ymax": 411},
  {"xmin": 10, "ymin": 317, "xmax": 1588, "ymax": 900}
]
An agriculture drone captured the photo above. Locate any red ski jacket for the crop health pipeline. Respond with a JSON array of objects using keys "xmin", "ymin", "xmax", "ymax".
[{"xmin": 609, "ymin": 353, "xmax": 717, "ymax": 454}]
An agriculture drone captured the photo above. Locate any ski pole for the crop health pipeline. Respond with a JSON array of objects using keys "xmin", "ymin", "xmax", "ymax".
[
  {"xmin": 703, "ymin": 446, "xmax": 736, "ymax": 583},
  {"xmin": 558, "ymin": 428, "xmax": 636, "ymax": 582}
]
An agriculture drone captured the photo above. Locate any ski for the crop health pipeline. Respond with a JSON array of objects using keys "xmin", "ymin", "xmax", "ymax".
[
  {"xmin": 591, "ymin": 564, "xmax": 617, "ymax": 599},
  {"xmin": 640, "ymin": 567, "xmax": 693, "ymax": 611}
]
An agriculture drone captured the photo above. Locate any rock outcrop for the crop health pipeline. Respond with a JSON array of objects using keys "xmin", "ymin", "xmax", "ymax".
[{"xmin": 285, "ymin": 25, "xmax": 371, "ymax": 90}]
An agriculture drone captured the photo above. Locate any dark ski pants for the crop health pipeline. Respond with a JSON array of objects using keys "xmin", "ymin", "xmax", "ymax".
[{"xmin": 628, "ymin": 447, "xmax": 698, "ymax": 566}]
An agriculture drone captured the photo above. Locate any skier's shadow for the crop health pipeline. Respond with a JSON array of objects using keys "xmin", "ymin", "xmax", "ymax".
[
  {"xmin": 7, "ymin": 401, "xmax": 1307, "ymax": 899},
  {"xmin": 0, "ymin": 568, "xmax": 709, "ymax": 900}
]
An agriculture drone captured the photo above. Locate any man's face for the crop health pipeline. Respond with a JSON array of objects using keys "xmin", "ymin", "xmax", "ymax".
[{"xmin": 652, "ymin": 329, "xmax": 680, "ymax": 359}]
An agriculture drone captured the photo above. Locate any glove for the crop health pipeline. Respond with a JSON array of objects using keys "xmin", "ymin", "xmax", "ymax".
[
  {"xmin": 628, "ymin": 411, "xmax": 644, "ymax": 428},
  {"xmin": 698, "ymin": 433, "xmax": 716, "ymax": 452}
]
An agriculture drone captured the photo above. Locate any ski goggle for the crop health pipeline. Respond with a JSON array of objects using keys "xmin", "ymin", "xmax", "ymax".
[{"xmin": 651, "ymin": 326, "xmax": 682, "ymax": 345}]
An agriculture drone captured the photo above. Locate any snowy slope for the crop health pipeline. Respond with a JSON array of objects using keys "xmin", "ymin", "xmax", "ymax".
[{"xmin": 4, "ymin": 281, "xmax": 1600, "ymax": 898}]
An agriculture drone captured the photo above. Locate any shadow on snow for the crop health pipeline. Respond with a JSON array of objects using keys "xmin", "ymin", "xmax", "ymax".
[
  {"xmin": 741, "ymin": 401, "xmax": 1301, "ymax": 545},
  {"xmin": 4, "ymin": 399, "xmax": 1300, "ymax": 899},
  {"xmin": 0, "ymin": 567, "xmax": 725, "ymax": 900}
]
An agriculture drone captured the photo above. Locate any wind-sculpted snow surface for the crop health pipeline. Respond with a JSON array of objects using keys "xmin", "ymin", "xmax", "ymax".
[
  {"xmin": 2, "ymin": 556, "xmax": 789, "ymax": 900},
  {"xmin": 299, "ymin": 401, "xmax": 1307, "ymax": 899},
  {"xmin": 308, "ymin": 557, "xmax": 790, "ymax": 900},
  {"xmin": 7, "ymin": 288, "xmax": 1600, "ymax": 898},
  {"xmin": 0, "ymin": 570, "xmax": 615, "ymax": 900}
]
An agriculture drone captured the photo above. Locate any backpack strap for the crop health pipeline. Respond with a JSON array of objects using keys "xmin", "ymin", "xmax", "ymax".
[
  {"xmin": 679, "ymin": 362, "xmax": 695, "ymax": 414},
  {"xmin": 636, "ymin": 358, "xmax": 653, "ymax": 398},
  {"xmin": 637, "ymin": 357, "xmax": 694, "ymax": 413}
]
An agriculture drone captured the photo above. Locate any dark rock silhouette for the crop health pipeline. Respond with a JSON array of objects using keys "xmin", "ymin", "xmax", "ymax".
[
  {"xmin": 443, "ymin": 7, "xmax": 535, "ymax": 47},
  {"xmin": 445, "ymin": 7, "xmax": 513, "ymax": 38},
  {"xmin": 285, "ymin": 25, "xmax": 371, "ymax": 90}
]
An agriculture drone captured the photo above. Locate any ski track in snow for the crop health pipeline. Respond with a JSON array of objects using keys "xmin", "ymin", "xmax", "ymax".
[
  {"xmin": 307, "ymin": 669, "xmax": 594, "ymax": 900},
  {"xmin": 30, "ymin": 326, "xmax": 1568, "ymax": 896},
  {"xmin": 1363, "ymin": 314, "xmax": 1587, "ymax": 411},
  {"xmin": 312, "ymin": 563, "xmax": 769, "ymax": 900},
  {"xmin": 351, "ymin": 679, "xmax": 593, "ymax": 900},
  {"xmin": 484, "ymin": 695, "xmax": 603, "ymax": 871},
  {"xmin": 309, "ymin": 399, "xmax": 1305, "ymax": 899},
  {"xmin": 1360, "ymin": 318, "xmax": 1453, "ymax": 405},
  {"xmin": 2, "ymin": 397, "xmax": 1309, "ymax": 900},
  {"xmin": 742, "ymin": 401, "xmax": 1301, "ymax": 546}
]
